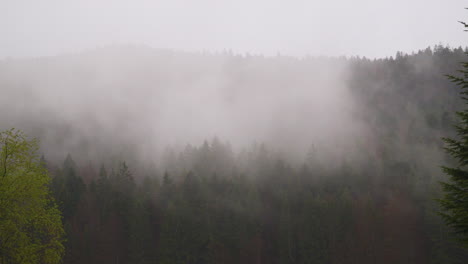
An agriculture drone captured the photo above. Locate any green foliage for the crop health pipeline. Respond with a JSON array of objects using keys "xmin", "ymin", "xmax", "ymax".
[
  {"xmin": 440, "ymin": 20, "xmax": 468, "ymax": 246},
  {"xmin": 0, "ymin": 129, "xmax": 64, "ymax": 264},
  {"xmin": 51, "ymin": 154, "xmax": 86, "ymax": 221},
  {"xmin": 440, "ymin": 60, "xmax": 468, "ymax": 246},
  {"xmin": 8, "ymin": 46, "xmax": 468, "ymax": 263}
]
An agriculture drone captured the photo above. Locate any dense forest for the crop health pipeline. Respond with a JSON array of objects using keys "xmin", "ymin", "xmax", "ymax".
[{"xmin": 1, "ymin": 45, "xmax": 468, "ymax": 263}]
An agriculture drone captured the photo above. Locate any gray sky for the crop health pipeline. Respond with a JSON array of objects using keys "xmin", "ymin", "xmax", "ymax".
[{"xmin": 1, "ymin": 0, "xmax": 467, "ymax": 58}]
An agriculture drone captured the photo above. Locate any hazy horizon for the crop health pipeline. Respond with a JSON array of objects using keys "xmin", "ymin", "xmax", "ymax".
[
  {"xmin": 2, "ymin": 0, "xmax": 467, "ymax": 59},
  {"xmin": 2, "ymin": 2, "xmax": 468, "ymax": 263}
]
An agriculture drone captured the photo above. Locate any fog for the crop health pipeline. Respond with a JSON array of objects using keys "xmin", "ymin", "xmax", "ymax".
[
  {"xmin": 2, "ymin": 0, "xmax": 467, "ymax": 58},
  {"xmin": 0, "ymin": 1, "xmax": 465, "ymax": 168},
  {"xmin": 0, "ymin": 45, "xmax": 462, "ymax": 181},
  {"xmin": 0, "ymin": 46, "xmax": 367, "ymax": 165},
  {"xmin": 3, "ymin": 2, "xmax": 468, "ymax": 263}
]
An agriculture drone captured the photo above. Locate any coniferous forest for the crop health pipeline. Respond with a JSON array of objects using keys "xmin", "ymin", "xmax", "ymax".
[{"xmin": 1, "ymin": 45, "xmax": 468, "ymax": 263}]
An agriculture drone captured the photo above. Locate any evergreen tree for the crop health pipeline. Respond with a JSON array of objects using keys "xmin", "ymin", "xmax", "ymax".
[
  {"xmin": 440, "ymin": 20, "xmax": 468, "ymax": 247},
  {"xmin": 52, "ymin": 154, "xmax": 86, "ymax": 220}
]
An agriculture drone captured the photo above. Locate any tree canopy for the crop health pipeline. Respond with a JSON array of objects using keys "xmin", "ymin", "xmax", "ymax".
[
  {"xmin": 0, "ymin": 129, "xmax": 64, "ymax": 264},
  {"xmin": 440, "ymin": 21, "xmax": 468, "ymax": 247}
]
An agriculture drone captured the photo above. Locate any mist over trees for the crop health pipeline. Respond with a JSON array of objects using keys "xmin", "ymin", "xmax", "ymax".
[
  {"xmin": 1, "ymin": 45, "xmax": 468, "ymax": 263},
  {"xmin": 0, "ymin": 45, "xmax": 463, "ymax": 166}
]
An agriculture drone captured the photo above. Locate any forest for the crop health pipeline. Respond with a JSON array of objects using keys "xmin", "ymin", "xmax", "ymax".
[{"xmin": 1, "ymin": 45, "xmax": 468, "ymax": 263}]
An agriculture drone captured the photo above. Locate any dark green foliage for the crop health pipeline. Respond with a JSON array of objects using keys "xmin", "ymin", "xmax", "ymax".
[
  {"xmin": 48, "ymin": 139, "xmax": 468, "ymax": 264},
  {"xmin": 34, "ymin": 47, "xmax": 468, "ymax": 263},
  {"xmin": 440, "ymin": 28, "xmax": 468, "ymax": 245},
  {"xmin": 51, "ymin": 154, "xmax": 86, "ymax": 220}
]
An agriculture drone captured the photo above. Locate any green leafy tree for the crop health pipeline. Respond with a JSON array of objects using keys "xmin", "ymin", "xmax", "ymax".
[
  {"xmin": 440, "ymin": 20, "xmax": 468, "ymax": 247},
  {"xmin": 0, "ymin": 129, "xmax": 65, "ymax": 264}
]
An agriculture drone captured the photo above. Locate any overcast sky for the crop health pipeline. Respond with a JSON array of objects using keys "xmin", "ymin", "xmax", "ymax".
[{"xmin": 1, "ymin": 0, "xmax": 467, "ymax": 59}]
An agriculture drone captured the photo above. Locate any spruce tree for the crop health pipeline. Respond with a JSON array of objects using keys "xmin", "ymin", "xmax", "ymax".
[{"xmin": 440, "ymin": 20, "xmax": 468, "ymax": 247}]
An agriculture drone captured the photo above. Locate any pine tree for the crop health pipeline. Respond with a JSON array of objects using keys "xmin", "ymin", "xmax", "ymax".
[
  {"xmin": 52, "ymin": 154, "xmax": 85, "ymax": 220},
  {"xmin": 440, "ymin": 20, "xmax": 468, "ymax": 247}
]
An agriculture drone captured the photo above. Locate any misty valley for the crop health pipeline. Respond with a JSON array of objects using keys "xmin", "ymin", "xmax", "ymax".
[{"xmin": 1, "ymin": 45, "xmax": 468, "ymax": 264}]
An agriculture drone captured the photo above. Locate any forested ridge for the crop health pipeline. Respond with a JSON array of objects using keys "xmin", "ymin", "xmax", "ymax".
[{"xmin": 1, "ymin": 45, "xmax": 468, "ymax": 263}]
